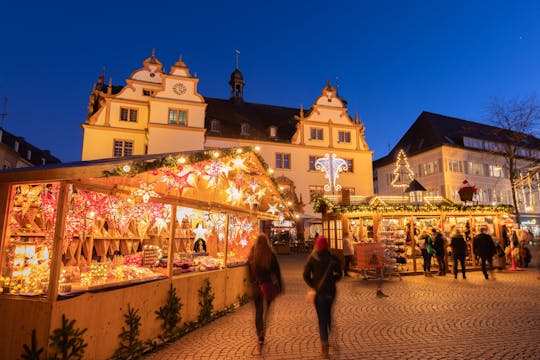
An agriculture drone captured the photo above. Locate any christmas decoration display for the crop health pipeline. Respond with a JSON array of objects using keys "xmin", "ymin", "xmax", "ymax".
[
  {"xmin": 391, "ymin": 149, "xmax": 415, "ymax": 188},
  {"xmin": 315, "ymin": 153, "xmax": 348, "ymax": 193},
  {"xmin": 0, "ymin": 147, "xmax": 288, "ymax": 297},
  {"xmin": 458, "ymin": 180, "xmax": 478, "ymax": 202}
]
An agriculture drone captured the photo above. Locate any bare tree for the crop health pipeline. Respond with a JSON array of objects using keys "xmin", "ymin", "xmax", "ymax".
[{"xmin": 487, "ymin": 96, "xmax": 540, "ymax": 225}]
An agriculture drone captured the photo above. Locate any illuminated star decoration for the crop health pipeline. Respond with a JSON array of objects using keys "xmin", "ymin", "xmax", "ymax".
[
  {"xmin": 266, "ymin": 203, "xmax": 279, "ymax": 215},
  {"xmin": 204, "ymin": 160, "xmax": 226, "ymax": 188},
  {"xmin": 231, "ymin": 156, "xmax": 248, "ymax": 172},
  {"xmin": 132, "ymin": 182, "xmax": 160, "ymax": 203},
  {"xmin": 193, "ymin": 223, "xmax": 208, "ymax": 239},
  {"xmin": 158, "ymin": 169, "xmax": 181, "ymax": 189},
  {"xmin": 315, "ymin": 153, "xmax": 348, "ymax": 193},
  {"xmin": 225, "ymin": 181, "xmax": 243, "ymax": 205},
  {"xmin": 248, "ymin": 178, "xmax": 260, "ymax": 192},
  {"xmin": 244, "ymin": 194, "xmax": 260, "ymax": 210}
]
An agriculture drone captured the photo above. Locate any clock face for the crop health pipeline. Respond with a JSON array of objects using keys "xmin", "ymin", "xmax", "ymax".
[{"xmin": 173, "ymin": 82, "xmax": 187, "ymax": 95}]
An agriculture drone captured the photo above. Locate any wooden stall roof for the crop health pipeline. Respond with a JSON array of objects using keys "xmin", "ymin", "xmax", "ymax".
[{"xmin": 0, "ymin": 147, "xmax": 290, "ymax": 219}]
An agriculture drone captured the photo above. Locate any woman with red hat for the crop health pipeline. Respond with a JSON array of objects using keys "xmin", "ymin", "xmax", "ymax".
[{"xmin": 303, "ymin": 236, "xmax": 342, "ymax": 358}]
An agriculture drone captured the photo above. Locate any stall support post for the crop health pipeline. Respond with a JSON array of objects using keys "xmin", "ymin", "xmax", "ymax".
[
  {"xmin": 167, "ymin": 205, "xmax": 177, "ymax": 278},
  {"xmin": 48, "ymin": 181, "xmax": 70, "ymax": 301},
  {"xmin": 410, "ymin": 215, "xmax": 417, "ymax": 272},
  {"xmin": 224, "ymin": 214, "xmax": 230, "ymax": 267},
  {"xmin": 0, "ymin": 183, "xmax": 12, "ymax": 271}
]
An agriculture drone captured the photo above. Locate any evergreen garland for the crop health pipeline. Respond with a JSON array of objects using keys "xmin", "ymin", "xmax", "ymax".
[
  {"xmin": 113, "ymin": 304, "xmax": 145, "ymax": 360},
  {"xmin": 48, "ymin": 314, "xmax": 88, "ymax": 360},
  {"xmin": 197, "ymin": 278, "xmax": 215, "ymax": 324},
  {"xmin": 155, "ymin": 284, "xmax": 183, "ymax": 339},
  {"xmin": 20, "ymin": 329, "xmax": 44, "ymax": 360}
]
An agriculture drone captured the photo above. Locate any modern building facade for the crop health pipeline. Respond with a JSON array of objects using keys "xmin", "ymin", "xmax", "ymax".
[
  {"xmin": 81, "ymin": 52, "xmax": 374, "ymax": 237},
  {"xmin": 0, "ymin": 127, "xmax": 61, "ymax": 169}
]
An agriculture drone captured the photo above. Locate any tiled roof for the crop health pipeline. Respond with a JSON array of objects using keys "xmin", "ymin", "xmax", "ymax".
[
  {"xmin": 373, "ymin": 111, "xmax": 540, "ymax": 167},
  {"xmin": 204, "ymin": 97, "xmax": 300, "ymax": 142},
  {"xmin": 0, "ymin": 127, "xmax": 62, "ymax": 166}
]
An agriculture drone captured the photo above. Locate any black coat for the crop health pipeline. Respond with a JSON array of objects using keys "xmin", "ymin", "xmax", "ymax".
[
  {"xmin": 450, "ymin": 235, "xmax": 467, "ymax": 258},
  {"xmin": 473, "ymin": 233, "xmax": 496, "ymax": 259},
  {"xmin": 303, "ymin": 250, "xmax": 342, "ymax": 297},
  {"xmin": 433, "ymin": 233, "xmax": 446, "ymax": 255}
]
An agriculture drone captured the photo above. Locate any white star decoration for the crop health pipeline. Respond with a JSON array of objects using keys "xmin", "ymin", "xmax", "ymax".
[
  {"xmin": 244, "ymin": 194, "xmax": 260, "ymax": 210},
  {"xmin": 266, "ymin": 203, "xmax": 279, "ymax": 215},
  {"xmin": 132, "ymin": 182, "xmax": 160, "ymax": 203},
  {"xmin": 193, "ymin": 224, "xmax": 207, "ymax": 239},
  {"xmin": 225, "ymin": 181, "xmax": 243, "ymax": 205}
]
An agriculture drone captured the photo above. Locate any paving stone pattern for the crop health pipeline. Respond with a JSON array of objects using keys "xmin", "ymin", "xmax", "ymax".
[{"xmin": 145, "ymin": 246, "xmax": 540, "ymax": 360}]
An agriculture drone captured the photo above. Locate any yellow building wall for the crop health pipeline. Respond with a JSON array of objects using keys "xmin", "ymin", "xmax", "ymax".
[
  {"xmin": 147, "ymin": 125, "xmax": 205, "ymax": 154},
  {"xmin": 81, "ymin": 125, "xmax": 147, "ymax": 160}
]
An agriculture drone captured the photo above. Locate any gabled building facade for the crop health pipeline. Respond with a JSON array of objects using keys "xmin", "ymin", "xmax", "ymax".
[
  {"xmin": 373, "ymin": 111, "xmax": 540, "ymax": 215},
  {"xmin": 0, "ymin": 127, "xmax": 61, "ymax": 169},
  {"xmin": 81, "ymin": 52, "xmax": 374, "ymax": 234}
]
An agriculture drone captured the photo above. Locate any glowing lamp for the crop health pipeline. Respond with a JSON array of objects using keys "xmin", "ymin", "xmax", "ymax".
[{"xmin": 123, "ymin": 165, "xmax": 131, "ymax": 172}]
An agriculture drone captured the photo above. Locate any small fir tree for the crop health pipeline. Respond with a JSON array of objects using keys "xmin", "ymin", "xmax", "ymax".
[
  {"xmin": 21, "ymin": 329, "xmax": 44, "ymax": 360},
  {"xmin": 197, "ymin": 278, "xmax": 215, "ymax": 324},
  {"xmin": 48, "ymin": 314, "xmax": 87, "ymax": 360},
  {"xmin": 113, "ymin": 304, "xmax": 144, "ymax": 360},
  {"xmin": 155, "ymin": 284, "xmax": 183, "ymax": 339}
]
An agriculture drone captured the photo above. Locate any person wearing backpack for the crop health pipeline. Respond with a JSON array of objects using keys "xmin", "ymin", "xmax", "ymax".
[{"xmin": 303, "ymin": 236, "xmax": 342, "ymax": 358}]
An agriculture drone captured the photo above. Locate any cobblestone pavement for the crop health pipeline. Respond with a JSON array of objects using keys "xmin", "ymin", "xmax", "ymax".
[{"xmin": 145, "ymin": 246, "xmax": 540, "ymax": 360}]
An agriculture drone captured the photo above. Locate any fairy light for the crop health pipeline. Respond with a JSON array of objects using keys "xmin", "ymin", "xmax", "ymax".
[
  {"xmin": 268, "ymin": 168, "xmax": 274, "ymax": 175},
  {"xmin": 236, "ymin": 148, "xmax": 243, "ymax": 154},
  {"xmin": 122, "ymin": 165, "xmax": 131, "ymax": 173},
  {"xmin": 212, "ymin": 151, "xmax": 220, "ymax": 159},
  {"xmin": 254, "ymin": 146, "xmax": 261, "ymax": 152},
  {"xmin": 391, "ymin": 149, "xmax": 414, "ymax": 188},
  {"xmin": 177, "ymin": 157, "xmax": 186, "ymax": 164}
]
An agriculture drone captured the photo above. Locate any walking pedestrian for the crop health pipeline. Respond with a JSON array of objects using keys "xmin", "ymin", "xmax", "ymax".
[
  {"xmin": 450, "ymin": 228, "xmax": 467, "ymax": 279},
  {"xmin": 247, "ymin": 233, "xmax": 283, "ymax": 347},
  {"xmin": 473, "ymin": 227, "xmax": 496, "ymax": 280},
  {"xmin": 432, "ymin": 228, "xmax": 447, "ymax": 276},
  {"xmin": 303, "ymin": 236, "xmax": 342, "ymax": 358},
  {"xmin": 342, "ymin": 231, "xmax": 355, "ymax": 277}
]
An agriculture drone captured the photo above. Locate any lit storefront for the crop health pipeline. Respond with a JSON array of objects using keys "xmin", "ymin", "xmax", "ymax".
[{"xmin": 0, "ymin": 147, "xmax": 289, "ymax": 359}]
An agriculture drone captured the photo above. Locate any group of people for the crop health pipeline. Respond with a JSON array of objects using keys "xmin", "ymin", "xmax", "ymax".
[
  {"xmin": 418, "ymin": 226, "xmax": 499, "ymax": 280},
  {"xmin": 247, "ymin": 233, "xmax": 343, "ymax": 358}
]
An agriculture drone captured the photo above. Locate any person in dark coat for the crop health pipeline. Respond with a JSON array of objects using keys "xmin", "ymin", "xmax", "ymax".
[
  {"xmin": 450, "ymin": 228, "xmax": 467, "ymax": 279},
  {"xmin": 432, "ymin": 228, "xmax": 447, "ymax": 276},
  {"xmin": 473, "ymin": 227, "xmax": 497, "ymax": 279},
  {"xmin": 303, "ymin": 236, "xmax": 342, "ymax": 358},
  {"xmin": 248, "ymin": 233, "xmax": 283, "ymax": 347}
]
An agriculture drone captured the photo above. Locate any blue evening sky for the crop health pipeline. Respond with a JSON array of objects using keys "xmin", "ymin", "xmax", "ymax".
[{"xmin": 1, "ymin": 0, "xmax": 539, "ymax": 162}]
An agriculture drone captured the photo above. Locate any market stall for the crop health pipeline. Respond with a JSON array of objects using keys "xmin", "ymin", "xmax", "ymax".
[
  {"xmin": 319, "ymin": 196, "xmax": 514, "ymax": 275},
  {"xmin": 0, "ymin": 147, "xmax": 289, "ymax": 359}
]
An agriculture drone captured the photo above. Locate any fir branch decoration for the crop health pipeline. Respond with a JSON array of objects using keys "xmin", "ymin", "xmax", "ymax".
[
  {"xmin": 21, "ymin": 329, "xmax": 44, "ymax": 360},
  {"xmin": 155, "ymin": 284, "xmax": 183, "ymax": 339},
  {"xmin": 113, "ymin": 304, "xmax": 144, "ymax": 360},
  {"xmin": 197, "ymin": 278, "xmax": 215, "ymax": 324},
  {"xmin": 48, "ymin": 314, "xmax": 88, "ymax": 360}
]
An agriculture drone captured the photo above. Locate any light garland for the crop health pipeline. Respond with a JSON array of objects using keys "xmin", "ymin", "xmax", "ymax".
[
  {"xmin": 391, "ymin": 149, "xmax": 414, "ymax": 188},
  {"xmin": 315, "ymin": 153, "xmax": 348, "ymax": 193}
]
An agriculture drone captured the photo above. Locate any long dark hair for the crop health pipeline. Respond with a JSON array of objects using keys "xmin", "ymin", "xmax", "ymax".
[{"xmin": 252, "ymin": 233, "xmax": 274, "ymax": 271}]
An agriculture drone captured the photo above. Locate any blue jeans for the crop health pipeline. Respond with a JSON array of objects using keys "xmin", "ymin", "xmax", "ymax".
[{"xmin": 314, "ymin": 293, "xmax": 335, "ymax": 345}]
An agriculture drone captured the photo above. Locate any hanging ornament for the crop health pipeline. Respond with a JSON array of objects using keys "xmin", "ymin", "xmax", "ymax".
[
  {"xmin": 244, "ymin": 194, "xmax": 260, "ymax": 210},
  {"xmin": 132, "ymin": 182, "xmax": 160, "ymax": 203},
  {"xmin": 248, "ymin": 178, "xmax": 260, "ymax": 193},
  {"xmin": 315, "ymin": 153, "xmax": 348, "ymax": 193},
  {"xmin": 266, "ymin": 203, "xmax": 279, "ymax": 215},
  {"xmin": 231, "ymin": 156, "xmax": 248, "ymax": 172},
  {"xmin": 193, "ymin": 223, "xmax": 208, "ymax": 239},
  {"xmin": 225, "ymin": 181, "xmax": 243, "ymax": 205}
]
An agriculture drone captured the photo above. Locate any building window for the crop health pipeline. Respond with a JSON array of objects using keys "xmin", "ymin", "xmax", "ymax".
[
  {"xmin": 241, "ymin": 123, "xmax": 250, "ymax": 135},
  {"xmin": 342, "ymin": 187, "xmax": 355, "ymax": 195},
  {"xmin": 41, "ymin": 158, "xmax": 46, "ymax": 165},
  {"xmin": 269, "ymin": 126, "xmax": 278, "ymax": 138},
  {"xmin": 448, "ymin": 160, "xmax": 463, "ymax": 172},
  {"xmin": 468, "ymin": 162, "xmax": 484, "ymax": 176},
  {"xmin": 420, "ymin": 160, "xmax": 440, "ymax": 176},
  {"xmin": 489, "ymin": 165, "xmax": 503, "ymax": 177},
  {"xmin": 345, "ymin": 159, "xmax": 354, "ymax": 173},
  {"xmin": 338, "ymin": 131, "xmax": 351, "ymax": 143},
  {"xmin": 309, "ymin": 156, "xmax": 317, "ymax": 171},
  {"xmin": 168, "ymin": 109, "xmax": 187, "ymax": 126},
  {"xmin": 310, "ymin": 127, "xmax": 323, "ymax": 140},
  {"xmin": 276, "ymin": 153, "xmax": 291, "ymax": 169},
  {"xmin": 210, "ymin": 119, "xmax": 221, "ymax": 132},
  {"xmin": 113, "ymin": 140, "xmax": 134, "ymax": 157},
  {"xmin": 14, "ymin": 141, "xmax": 19, "ymax": 152},
  {"xmin": 142, "ymin": 89, "xmax": 153, "ymax": 96},
  {"xmin": 120, "ymin": 108, "xmax": 138, "ymax": 122},
  {"xmin": 26, "ymin": 150, "xmax": 32, "ymax": 160}
]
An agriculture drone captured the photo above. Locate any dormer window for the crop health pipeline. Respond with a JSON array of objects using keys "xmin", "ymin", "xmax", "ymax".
[
  {"xmin": 41, "ymin": 158, "xmax": 46, "ymax": 165},
  {"xmin": 14, "ymin": 141, "xmax": 19, "ymax": 152},
  {"xmin": 241, "ymin": 123, "xmax": 250, "ymax": 135},
  {"xmin": 142, "ymin": 89, "xmax": 153, "ymax": 96},
  {"xmin": 210, "ymin": 119, "xmax": 221, "ymax": 132},
  {"xmin": 269, "ymin": 126, "xmax": 278, "ymax": 138},
  {"xmin": 26, "ymin": 150, "xmax": 32, "ymax": 160}
]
